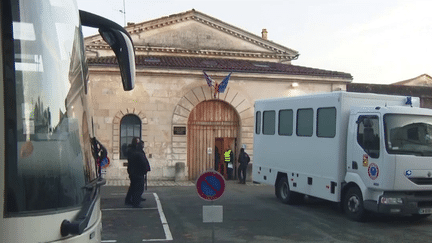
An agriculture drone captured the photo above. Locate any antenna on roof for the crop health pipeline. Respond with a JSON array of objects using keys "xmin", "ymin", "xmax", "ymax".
[{"xmin": 119, "ymin": 0, "xmax": 126, "ymax": 26}]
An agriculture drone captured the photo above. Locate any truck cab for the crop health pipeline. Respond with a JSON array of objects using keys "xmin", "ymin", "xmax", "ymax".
[{"xmin": 345, "ymin": 105, "xmax": 432, "ymax": 220}]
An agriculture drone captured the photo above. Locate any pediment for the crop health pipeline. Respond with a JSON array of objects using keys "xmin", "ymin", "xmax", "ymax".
[
  {"xmin": 85, "ymin": 9, "xmax": 299, "ymax": 61},
  {"xmin": 133, "ymin": 21, "xmax": 271, "ymax": 53}
]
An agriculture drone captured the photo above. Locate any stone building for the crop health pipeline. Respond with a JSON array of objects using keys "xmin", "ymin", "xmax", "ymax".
[
  {"xmin": 84, "ymin": 9, "xmax": 352, "ymax": 181},
  {"xmin": 393, "ymin": 74, "xmax": 432, "ymax": 86},
  {"xmin": 347, "ymin": 74, "xmax": 432, "ymax": 109}
]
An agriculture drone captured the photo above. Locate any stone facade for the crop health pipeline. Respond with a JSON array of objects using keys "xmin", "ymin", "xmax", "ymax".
[{"xmin": 85, "ymin": 10, "xmax": 352, "ymax": 181}]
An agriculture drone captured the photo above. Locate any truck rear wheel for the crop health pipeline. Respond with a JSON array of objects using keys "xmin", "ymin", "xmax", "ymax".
[
  {"xmin": 343, "ymin": 187, "xmax": 366, "ymax": 221},
  {"xmin": 276, "ymin": 176, "xmax": 302, "ymax": 205}
]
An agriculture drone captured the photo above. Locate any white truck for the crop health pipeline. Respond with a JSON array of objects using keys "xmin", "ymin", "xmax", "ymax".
[{"xmin": 253, "ymin": 91, "xmax": 432, "ymax": 221}]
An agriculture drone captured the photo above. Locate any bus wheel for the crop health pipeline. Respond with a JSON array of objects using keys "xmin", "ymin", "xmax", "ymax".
[
  {"xmin": 276, "ymin": 176, "xmax": 302, "ymax": 205},
  {"xmin": 343, "ymin": 187, "xmax": 366, "ymax": 222}
]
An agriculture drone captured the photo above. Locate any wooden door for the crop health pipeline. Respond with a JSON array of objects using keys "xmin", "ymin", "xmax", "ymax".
[{"xmin": 187, "ymin": 100, "xmax": 239, "ymax": 180}]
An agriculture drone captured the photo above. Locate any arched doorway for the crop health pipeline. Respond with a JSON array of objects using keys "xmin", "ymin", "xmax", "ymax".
[{"xmin": 187, "ymin": 100, "xmax": 240, "ymax": 180}]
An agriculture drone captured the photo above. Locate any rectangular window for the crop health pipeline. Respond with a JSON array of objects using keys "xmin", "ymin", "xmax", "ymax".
[
  {"xmin": 357, "ymin": 115, "xmax": 380, "ymax": 158},
  {"xmin": 297, "ymin": 108, "xmax": 313, "ymax": 136},
  {"xmin": 263, "ymin": 110, "xmax": 276, "ymax": 135},
  {"xmin": 255, "ymin": 111, "xmax": 261, "ymax": 134},
  {"xmin": 317, "ymin": 107, "xmax": 336, "ymax": 138},
  {"xmin": 279, "ymin": 109, "xmax": 293, "ymax": 136}
]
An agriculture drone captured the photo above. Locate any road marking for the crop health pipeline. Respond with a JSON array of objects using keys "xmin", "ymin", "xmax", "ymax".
[
  {"xmin": 110, "ymin": 192, "xmax": 153, "ymax": 196},
  {"xmin": 102, "ymin": 207, "xmax": 158, "ymax": 211},
  {"xmin": 102, "ymin": 192, "xmax": 173, "ymax": 242},
  {"xmin": 142, "ymin": 193, "xmax": 173, "ymax": 242}
]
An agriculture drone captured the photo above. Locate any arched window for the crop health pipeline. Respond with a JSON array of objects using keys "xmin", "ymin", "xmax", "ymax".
[{"xmin": 120, "ymin": 115, "xmax": 141, "ymax": 159}]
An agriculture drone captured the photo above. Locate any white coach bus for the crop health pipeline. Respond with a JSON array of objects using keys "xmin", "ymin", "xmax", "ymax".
[
  {"xmin": 1, "ymin": 0, "xmax": 135, "ymax": 241},
  {"xmin": 253, "ymin": 91, "xmax": 432, "ymax": 221}
]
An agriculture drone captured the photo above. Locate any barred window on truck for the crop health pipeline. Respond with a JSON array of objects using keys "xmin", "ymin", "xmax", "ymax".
[
  {"xmin": 279, "ymin": 109, "xmax": 293, "ymax": 136},
  {"xmin": 297, "ymin": 108, "xmax": 313, "ymax": 137},
  {"xmin": 317, "ymin": 107, "xmax": 336, "ymax": 138},
  {"xmin": 255, "ymin": 111, "xmax": 261, "ymax": 134},
  {"xmin": 263, "ymin": 110, "xmax": 276, "ymax": 135}
]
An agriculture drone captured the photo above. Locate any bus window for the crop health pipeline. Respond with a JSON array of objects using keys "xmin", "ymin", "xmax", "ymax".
[
  {"xmin": 263, "ymin": 111, "xmax": 276, "ymax": 135},
  {"xmin": 5, "ymin": 0, "xmax": 88, "ymax": 215},
  {"xmin": 317, "ymin": 107, "xmax": 336, "ymax": 138},
  {"xmin": 297, "ymin": 108, "xmax": 313, "ymax": 137},
  {"xmin": 279, "ymin": 109, "xmax": 293, "ymax": 136}
]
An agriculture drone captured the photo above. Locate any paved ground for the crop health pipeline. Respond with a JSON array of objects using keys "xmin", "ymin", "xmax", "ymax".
[
  {"xmin": 105, "ymin": 179, "xmax": 262, "ymax": 187},
  {"xmin": 101, "ymin": 180, "xmax": 432, "ymax": 243},
  {"xmin": 105, "ymin": 179, "xmax": 196, "ymax": 187}
]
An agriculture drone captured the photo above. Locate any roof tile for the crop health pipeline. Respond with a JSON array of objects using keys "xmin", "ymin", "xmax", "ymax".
[{"xmin": 88, "ymin": 55, "xmax": 352, "ymax": 79}]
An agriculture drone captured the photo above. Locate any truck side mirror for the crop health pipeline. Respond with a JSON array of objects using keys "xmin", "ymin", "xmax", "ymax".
[{"xmin": 79, "ymin": 10, "xmax": 135, "ymax": 91}]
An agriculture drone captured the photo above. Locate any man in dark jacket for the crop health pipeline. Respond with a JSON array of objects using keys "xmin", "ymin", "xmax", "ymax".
[
  {"xmin": 238, "ymin": 148, "xmax": 250, "ymax": 184},
  {"xmin": 125, "ymin": 137, "xmax": 151, "ymax": 208},
  {"xmin": 214, "ymin": 146, "xmax": 220, "ymax": 172}
]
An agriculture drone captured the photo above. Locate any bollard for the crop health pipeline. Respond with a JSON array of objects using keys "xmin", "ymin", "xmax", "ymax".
[
  {"xmin": 174, "ymin": 162, "xmax": 186, "ymax": 182},
  {"xmin": 246, "ymin": 163, "xmax": 253, "ymax": 182}
]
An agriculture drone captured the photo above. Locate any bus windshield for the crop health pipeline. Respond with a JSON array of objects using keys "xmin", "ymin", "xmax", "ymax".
[
  {"xmin": 5, "ymin": 0, "xmax": 95, "ymax": 215},
  {"xmin": 384, "ymin": 114, "xmax": 432, "ymax": 156}
]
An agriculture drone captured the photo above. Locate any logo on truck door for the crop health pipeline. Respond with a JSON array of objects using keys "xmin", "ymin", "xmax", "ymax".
[
  {"xmin": 362, "ymin": 154, "xmax": 369, "ymax": 167},
  {"xmin": 368, "ymin": 163, "xmax": 379, "ymax": 180}
]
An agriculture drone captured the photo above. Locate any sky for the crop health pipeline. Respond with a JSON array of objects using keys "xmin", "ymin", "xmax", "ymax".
[{"xmin": 77, "ymin": 0, "xmax": 432, "ymax": 85}]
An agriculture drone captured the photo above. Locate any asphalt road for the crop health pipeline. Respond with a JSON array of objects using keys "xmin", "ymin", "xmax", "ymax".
[{"xmin": 101, "ymin": 181, "xmax": 432, "ymax": 243}]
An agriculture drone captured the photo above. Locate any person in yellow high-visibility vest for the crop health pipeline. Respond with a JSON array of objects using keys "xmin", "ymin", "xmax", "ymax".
[{"xmin": 224, "ymin": 149, "xmax": 234, "ymax": 180}]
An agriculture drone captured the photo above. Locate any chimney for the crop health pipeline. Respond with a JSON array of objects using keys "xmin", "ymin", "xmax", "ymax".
[{"xmin": 261, "ymin": 29, "xmax": 268, "ymax": 40}]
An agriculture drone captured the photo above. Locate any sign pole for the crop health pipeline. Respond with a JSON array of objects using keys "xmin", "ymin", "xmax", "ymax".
[
  {"xmin": 196, "ymin": 170, "xmax": 225, "ymax": 243},
  {"xmin": 211, "ymin": 200, "xmax": 215, "ymax": 243}
]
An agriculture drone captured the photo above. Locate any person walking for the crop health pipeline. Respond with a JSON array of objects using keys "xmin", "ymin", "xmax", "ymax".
[
  {"xmin": 125, "ymin": 137, "xmax": 151, "ymax": 208},
  {"xmin": 224, "ymin": 148, "xmax": 234, "ymax": 180},
  {"xmin": 214, "ymin": 146, "xmax": 220, "ymax": 172},
  {"xmin": 238, "ymin": 148, "xmax": 250, "ymax": 184}
]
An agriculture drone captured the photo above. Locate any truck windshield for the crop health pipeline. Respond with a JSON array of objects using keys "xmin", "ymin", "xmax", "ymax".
[
  {"xmin": 384, "ymin": 114, "xmax": 432, "ymax": 156},
  {"xmin": 5, "ymin": 0, "xmax": 95, "ymax": 215}
]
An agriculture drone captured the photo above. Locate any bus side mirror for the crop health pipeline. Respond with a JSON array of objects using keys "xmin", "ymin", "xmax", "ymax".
[
  {"xmin": 79, "ymin": 10, "xmax": 135, "ymax": 91},
  {"xmin": 98, "ymin": 28, "xmax": 135, "ymax": 91}
]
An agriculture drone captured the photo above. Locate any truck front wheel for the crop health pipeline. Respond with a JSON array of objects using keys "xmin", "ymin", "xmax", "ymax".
[
  {"xmin": 276, "ymin": 176, "xmax": 302, "ymax": 205},
  {"xmin": 343, "ymin": 187, "xmax": 367, "ymax": 221}
]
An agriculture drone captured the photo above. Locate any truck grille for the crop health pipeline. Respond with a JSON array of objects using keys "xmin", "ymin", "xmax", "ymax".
[{"xmin": 409, "ymin": 178, "xmax": 432, "ymax": 185}]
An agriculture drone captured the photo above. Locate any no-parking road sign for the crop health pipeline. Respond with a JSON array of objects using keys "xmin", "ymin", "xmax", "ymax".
[{"xmin": 196, "ymin": 170, "xmax": 226, "ymax": 201}]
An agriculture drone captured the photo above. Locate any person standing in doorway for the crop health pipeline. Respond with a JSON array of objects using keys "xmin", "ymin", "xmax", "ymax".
[
  {"xmin": 224, "ymin": 148, "xmax": 234, "ymax": 180},
  {"xmin": 238, "ymin": 148, "xmax": 250, "ymax": 184},
  {"xmin": 125, "ymin": 137, "xmax": 151, "ymax": 208},
  {"xmin": 214, "ymin": 146, "xmax": 220, "ymax": 172}
]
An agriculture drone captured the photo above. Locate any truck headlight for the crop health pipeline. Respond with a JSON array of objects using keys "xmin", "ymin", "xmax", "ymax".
[{"xmin": 380, "ymin": 197, "xmax": 403, "ymax": 204}]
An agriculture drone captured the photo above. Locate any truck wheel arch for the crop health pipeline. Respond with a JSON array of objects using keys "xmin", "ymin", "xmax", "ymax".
[
  {"xmin": 343, "ymin": 172, "xmax": 368, "ymax": 201},
  {"xmin": 341, "ymin": 182, "xmax": 361, "ymax": 202},
  {"xmin": 274, "ymin": 172, "xmax": 303, "ymax": 204}
]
